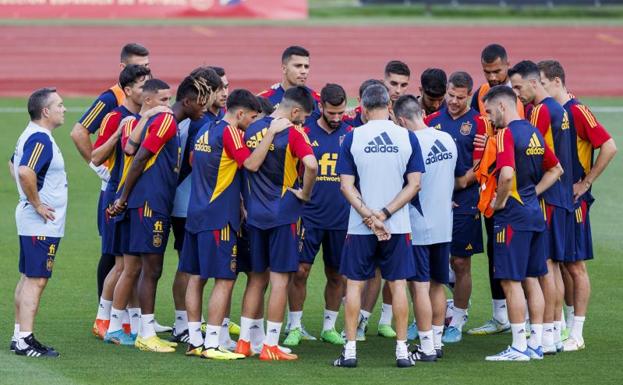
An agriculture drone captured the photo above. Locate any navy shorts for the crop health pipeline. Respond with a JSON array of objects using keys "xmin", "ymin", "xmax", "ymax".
[
  {"xmin": 179, "ymin": 225, "xmax": 238, "ymax": 280},
  {"xmin": 100, "ymin": 189, "xmax": 120, "ymax": 256},
  {"xmin": 97, "ymin": 190, "xmax": 105, "ymax": 237},
  {"xmin": 171, "ymin": 216, "xmax": 186, "ymax": 252},
  {"xmin": 451, "ymin": 212, "xmax": 484, "ymax": 257},
  {"xmin": 571, "ymin": 200, "xmax": 593, "ymax": 262},
  {"xmin": 19, "ymin": 236, "xmax": 61, "ymax": 278},
  {"xmin": 493, "ymin": 223, "xmax": 547, "ymax": 281},
  {"xmin": 409, "ymin": 243, "xmax": 451, "ymax": 284},
  {"xmin": 340, "ymin": 234, "xmax": 415, "ymax": 281},
  {"xmin": 236, "ymin": 222, "xmax": 252, "ymax": 273},
  {"xmin": 113, "ymin": 214, "xmax": 133, "ymax": 256},
  {"xmin": 299, "ymin": 225, "xmax": 346, "ymax": 269},
  {"xmin": 127, "ymin": 208, "xmax": 171, "ymax": 255},
  {"xmin": 544, "ymin": 204, "xmax": 575, "ymax": 262},
  {"xmin": 246, "ymin": 224, "xmax": 299, "ymax": 273}
]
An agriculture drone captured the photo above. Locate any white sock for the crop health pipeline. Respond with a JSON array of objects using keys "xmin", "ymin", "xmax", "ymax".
[
  {"xmin": 359, "ymin": 310, "xmax": 371, "ymax": 324},
  {"xmin": 174, "ymin": 310, "xmax": 188, "ymax": 333},
  {"xmin": 128, "ymin": 308, "xmax": 141, "ymax": 335},
  {"xmin": 542, "ymin": 323, "xmax": 554, "ymax": 347},
  {"xmin": 528, "ymin": 324, "xmax": 543, "ymax": 350},
  {"xmin": 565, "ymin": 305, "xmax": 575, "ymax": 330},
  {"xmin": 109, "ymin": 307, "xmax": 125, "ymax": 333},
  {"xmin": 344, "ymin": 340, "xmax": 356, "ymax": 359},
  {"xmin": 432, "ymin": 325, "xmax": 444, "ymax": 350},
  {"xmin": 395, "ymin": 339, "xmax": 408, "ymax": 359},
  {"xmin": 140, "ymin": 313, "xmax": 156, "ymax": 339},
  {"xmin": 323, "ymin": 309, "xmax": 339, "ymax": 331},
  {"xmin": 17, "ymin": 331, "xmax": 32, "ymax": 349},
  {"xmin": 264, "ymin": 321, "xmax": 282, "ymax": 346},
  {"xmin": 553, "ymin": 321, "xmax": 562, "ymax": 345},
  {"xmin": 122, "ymin": 309, "xmax": 129, "ymax": 325},
  {"xmin": 418, "ymin": 329, "xmax": 434, "ymax": 354},
  {"xmin": 379, "ymin": 303, "xmax": 392, "ymax": 326},
  {"xmin": 219, "ymin": 318, "xmax": 233, "ymax": 346},
  {"xmin": 288, "ymin": 311, "xmax": 303, "ymax": 330},
  {"xmin": 251, "ymin": 318, "xmax": 265, "ymax": 347},
  {"xmin": 449, "ymin": 307, "xmax": 468, "ymax": 330},
  {"xmin": 97, "ymin": 297, "xmax": 112, "ymax": 320},
  {"xmin": 13, "ymin": 324, "xmax": 19, "ymax": 342},
  {"xmin": 492, "ymin": 299, "xmax": 508, "ymax": 324},
  {"xmin": 204, "ymin": 324, "xmax": 220, "ymax": 349},
  {"xmin": 571, "ymin": 316, "xmax": 585, "ymax": 342},
  {"xmin": 510, "ymin": 323, "xmax": 527, "ymax": 352},
  {"xmin": 239, "ymin": 316, "xmax": 252, "ymax": 342},
  {"xmin": 524, "ymin": 306, "xmax": 530, "ymax": 322},
  {"xmin": 188, "ymin": 321, "xmax": 203, "ymax": 347}
]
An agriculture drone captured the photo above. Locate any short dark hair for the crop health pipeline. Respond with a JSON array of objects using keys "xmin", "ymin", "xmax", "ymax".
[
  {"xmin": 28, "ymin": 87, "xmax": 57, "ymax": 120},
  {"xmin": 320, "ymin": 83, "xmax": 347, "ymax": 106},
  {"xmin": 384, "ymin": 60, "xmax": 410, "ymax": 78},
  {"xmin": 188, "ymin": 67, "xmax": 223, "ymax": 92},
  {"xmin": 448, "ymin": 71, "xmax": 474, "ymax": 93},
  {"xmin": 142, "ymin": 78, "xmax": 170, "ymax": 94},
  {"xmin": 359, "ymin": 79, "xmax": 386, "ymax": 98},
  {"xmin": 481, "ymin": 43, "xmax": 508, "ymax": 64},
  {"xmin": 256, "ymin": 96, "xmax": 275, "ymax": 115},
  {"xmin": 282, "ymin": 86, "xmax": 315, "ymax": 113},
  {"xmin": 482, "ymin": 85, "xmax": 517, "ymax": 105},
  {"xmin": 393, "ymin": 94, "xmax": 423, "ymax": 121},
  {"xmin": 537, "ymin": 60, "xmax": 566, "ymax": 86},
  {"xmin": 208, "ymin": 66, "xmax": 226, "ymax": 77},
  {"xmin": 119, "ymin": 64, "xmax": 152, "ymax": 90},
  {"xmin": 226, "ymin": 89, "xmax": 261, "ymax": 113},
  {"xmin": 282, "ymin": 46, "xmax": 309, "ymax": 63},
  {"xmin": 362, "ymin": 84, "xmax": 390, "ymax": 110},
  {"xmin": 508, "ymin": 60, "xmax": 540, "ymax": 80},
  {"xmin": 421, "ymin": 68, "xmax": 447, "ymax": 98},
  {"xmin": 120, "ymin": 43, "xmax": 149, "ymax": 63}
]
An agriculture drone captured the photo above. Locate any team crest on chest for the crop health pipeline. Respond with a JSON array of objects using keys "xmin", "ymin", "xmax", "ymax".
[{"xmin": 460, "ymin": 121, "xmax": 473, "ymax": 136}]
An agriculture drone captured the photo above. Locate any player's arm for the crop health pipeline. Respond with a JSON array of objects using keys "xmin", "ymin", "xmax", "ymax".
[
  {"xmin": 577, "ymin": 138, "xmax": 617, "ymax": 195},
  {"xmin": 17, "ymin": 135, "xmax": 55, "ymax": 222},
  {"xmin": 536, "ymin": 143, "xmax": 563, "ymax": 196},
  {"xmin": 286, "ymin": 127, "xmax": 318, "ymax": 202},
  {"xmin": 71, "ymin": 94, "xmax": 116, "ymax": 163},
  {"xmin": 91, "ymin": 112, "xmax": 122, "ymax": 166},
  {"xmin": 70, "ymin": 122, "xmax": 93, "ymax": 163},
  {"xmin": 124, "ymin": 106, "xmax": 171, "ymax": 155},
  {"xmin": 8, "ymin": 155, "xmax": 15, "ymax": 181},
  {"xmin": 241, "ymin": 118, "xmax": 291, "ymax": 172},
  {"xmin": 493, "ymin": 129, "xmax": 515, "ymax": 211}
]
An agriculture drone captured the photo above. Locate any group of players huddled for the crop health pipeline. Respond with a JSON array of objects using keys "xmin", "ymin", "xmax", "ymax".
[{"xmin": 10, "ymin": 42, "xmax": 617, "ymax": 367}]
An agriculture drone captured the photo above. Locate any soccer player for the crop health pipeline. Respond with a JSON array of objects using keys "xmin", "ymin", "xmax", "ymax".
[
  {"xmin": 11, "ymin": 88, "xmax": 67, "ymax": 357},
  {"xmin": 234, "ymin": 86, "xmax": 318, "ymax": 361},
  {"xmin": 418, "ymin": 68, "xmax": 447, "ymax": 116},
  {"xmin": 384, "ymin": 60, "xmax": 411, "ymax": 104},
  {"xmin": 181, "ymin": 89, "xmax": 290, "ymax": 360},
  {"xmin": 394, "ymin": 94, "xmax": 457, "ymax": 361},
  {"xmin": 257, "ymin": 45, "xmax": 321, "ymax": 122},
  {"xmin": 510, "ymin": 60, "xmax": 574, "ymax": 354},
  {"xmin": 90, "ymin": 64, "xmax": 151, "ymax": 339},
  {"xmin": 169, "ymin": 67, "xmax": 225, "ymax": 344},
  {"xmin": 482, "ymin": 85, "xmax": 563, "ymax": 361},
  {"xmin": 108, "ymin": 75, "xmax": 214, "ymax": 352},
  {"xmin": 70, "ymin": 43, "xmax": 150, "ymax": 301},
  {"xmin": 343, "ymin": 79, "xmax": 387, "ymax": 128},
  {"xmin": 538, "ymin": 60, "xmax": 618, "ymax": 351},
  {"xmin": 283, "ymin": 84, "xmax": 351, "ymax": 347},
  {"xmin": 333, "ymin": 84, "xmax": 424, "ymax": 368},
  {"xmin": 424, "ymin": 72, "xmax": 490, "ymax": 343},
  {"xmin": 468, "ymin": 43, "xmax": 522, "ymax": 337}
]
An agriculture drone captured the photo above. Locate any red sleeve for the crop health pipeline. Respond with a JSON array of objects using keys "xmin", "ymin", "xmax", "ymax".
[
  {"xmin": 93, "ymin": 111, "xmax": 122, "ymax": 149},
  {"xmin": 288, "ymin": 127, "xmax": 314, "ymax": 159},
  {"xmin": 120, "ymin": 117, "xmax": 138, "ymax": 149},
  {"xmin": 529, "ymin": 104, "xmax": 551, "ymax": 137},
  {"xmin": 223, "ymin": 125, "xmax": 251, "ymax": 168},
  {"xmin": 473, "ymin": 115, "xmax": 488, "ymax": 161},
  {"xmin": 542, "ymin": 142, "xmax": 559, "ymax": 170},
  {"xmin": 142, "ymin": 113, "xmax": 177, "ymax": 154},
  {"xmin": 423, "ymin": 111, "xmax": 440, "ymax": 126},
  {"xmin": 496, "ymin": 128, "xmax": 516, "ymax": 170},
  {"xmin": 571, "ymin": 104, "xmax": 611, "ymax": 148}
]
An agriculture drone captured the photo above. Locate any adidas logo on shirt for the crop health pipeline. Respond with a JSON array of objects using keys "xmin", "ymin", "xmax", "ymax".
[
  {"xmin": 526, "ymin": 133, "xmax": 545, "ymax": 155},
  {"xmin": 426, "ymin": 139, "xmax": 453, "ymax": 165},
  {"xmin": 194, "ymin": 131, "xmax": 212, "ymax": 152},
  {"xmin": 364, "ymin": 132, "xmax": 399, "ymax": 153}
]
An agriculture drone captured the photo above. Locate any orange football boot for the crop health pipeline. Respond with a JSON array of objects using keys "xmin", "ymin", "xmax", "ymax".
[
  {"xmin": 234, "ymin": 339, "xmax": 254, "ymax": 357},
  {"xmin": 259, "ymin": 344, "xmax": 298, "ymax": 361},
  {"xmin": 93, "ymin": 319, "xmax": 110, "ymax": 339}
]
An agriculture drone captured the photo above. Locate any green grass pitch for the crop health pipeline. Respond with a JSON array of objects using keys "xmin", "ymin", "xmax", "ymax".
[{"xmin": 0, "ymin": 97, "xmax": 621, "ymax": 384}]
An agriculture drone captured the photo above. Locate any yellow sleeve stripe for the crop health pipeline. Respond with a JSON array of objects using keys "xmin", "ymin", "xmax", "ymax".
[
  {"xmin": 529, "ymin": 104, "xmax": 542, "ymax": 127},
  {"xmin": 156, "ymin": 114, "xmax": 172, "ymax": 138},
  {"xmin": 123, "ymin": 118, "xmax": 134, "ymax": 137},
  {"xmin": 82, "ymin": 101, "xmax": 105, "ymax": 129},
  {"xmin": 496, "ymin": 128, "xmax": 506, "ymax": 153},
  {"xmin": 577, "ymin": 105, "xmax": 597, "ymax": 128},
  {"xmin": 27, "ymin": 142, "xmax": 44, "ymax": 170},
  {"xmin": 99, "ymin": 112, "xmax": 114, "ymax": 136},
  {"xmin": 227, "ymin": 125, "xmax": 243, "ymax": 149}
]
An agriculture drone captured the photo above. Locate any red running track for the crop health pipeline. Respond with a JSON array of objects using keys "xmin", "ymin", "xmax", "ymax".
[{"xmin": 1, "ymin": 24, "xmax": 622, "ymax": 97}]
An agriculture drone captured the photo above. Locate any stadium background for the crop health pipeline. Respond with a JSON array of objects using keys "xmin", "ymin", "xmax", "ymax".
[{"xmin": 0, "ymin": 1, "xmax": 622, "ymax": 383}]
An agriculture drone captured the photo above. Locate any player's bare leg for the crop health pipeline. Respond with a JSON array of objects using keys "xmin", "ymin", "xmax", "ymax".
[
  {"xmin": 235, "ymin": 271, "xmax": 268, "ymax": 356},
  {"xmin": 93, "ymin": 256, "xmax": 124, "ymax": 338},
  {"xmin": 539, "ymin": 260, "xmax": 558, "ymax": 351},
  {"xmin": 449, "ymin": 256, "xmax": 471, "ymax": 332},
  {"xmin": 564, "ymin": 261, "xmax": 590, "ymax": 350},
  {"xmin": 430, "ymin": 281, "xmax": 447, "ymax": 356},
  {"xmin": 185, "ymin": 275, "xmax": 206, "ymax": 352},
  {"xmin": 170, "ymin": 269, "xmax": 190, "ymax": 341}
]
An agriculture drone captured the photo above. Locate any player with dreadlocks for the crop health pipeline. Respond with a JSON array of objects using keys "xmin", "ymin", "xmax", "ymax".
[{"xmin": 109, "ymin": 74, "xmax": 219, "ymax": 352}]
